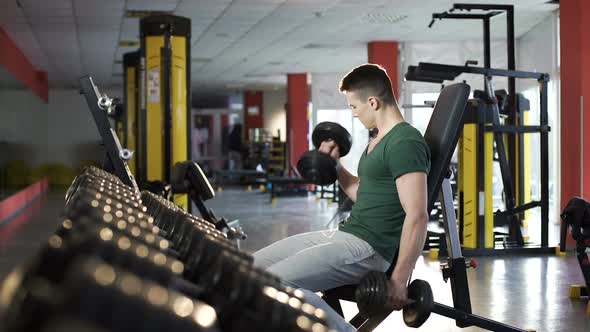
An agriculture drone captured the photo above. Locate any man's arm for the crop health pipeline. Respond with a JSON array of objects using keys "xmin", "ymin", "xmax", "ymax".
[
  {"xmin": 318, "ymin": 140, "xmax": 360, "ymax": 202},
  {"xmin": 388, "ymin": 171, "xmax": 429, "ymax": 310},
  {"xmin": 337, "ymin": 164, "xmax": 359, "ymax": 202}
]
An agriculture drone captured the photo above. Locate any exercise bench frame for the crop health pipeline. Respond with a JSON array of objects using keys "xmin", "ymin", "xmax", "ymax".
[{"xmin": 79, "ymin": 75, "xmax": 138, "ymax": 191}]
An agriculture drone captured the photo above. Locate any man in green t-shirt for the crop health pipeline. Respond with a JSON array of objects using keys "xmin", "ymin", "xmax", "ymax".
[{"xmin": 253, "ymin": 64, "xmax": 431, "ymax": 322}]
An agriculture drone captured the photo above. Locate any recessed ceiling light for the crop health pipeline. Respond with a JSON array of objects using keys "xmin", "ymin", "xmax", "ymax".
[
  {"xmin": 125, "ymin": 10, "xmax": 172, "ymax": 18},
  {"xmin": 119, "ymin": 41, "xmax": 140, "ymax": 47},
  {"xmin": 244, "ymin": 73, "xmax": 268, "ymax": 78},
  {"xmin": 192, "ymin": 58, "xmax": 212, "ymax": 63},
  {"xmin": 362, "ymin": 11, "xmax": 408, "ymax": 25},
  {"xmin": 303, "ymin": 43, "xmax": 337, "ymax": 49}
]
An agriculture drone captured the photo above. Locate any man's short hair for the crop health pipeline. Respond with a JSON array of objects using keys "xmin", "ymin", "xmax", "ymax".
[{"xmin": 339, "ymin": 64, "xmax": 396, "ymax": 106}]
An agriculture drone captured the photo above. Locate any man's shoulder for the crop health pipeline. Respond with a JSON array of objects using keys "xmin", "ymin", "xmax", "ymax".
[{"xmin": 385, "ymin": 122, "xmax": 426, "ymax": 145}]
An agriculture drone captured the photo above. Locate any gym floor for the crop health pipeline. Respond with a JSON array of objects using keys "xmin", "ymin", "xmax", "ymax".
[{"xmin": 1, "ymin": 189, "xmax": 589, "ymax": 332}]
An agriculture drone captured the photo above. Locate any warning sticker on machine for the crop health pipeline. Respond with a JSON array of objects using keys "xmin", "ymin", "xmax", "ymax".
[{"xmin": 147, "ymin": 67, "xmax": 160, "ymax": 103}]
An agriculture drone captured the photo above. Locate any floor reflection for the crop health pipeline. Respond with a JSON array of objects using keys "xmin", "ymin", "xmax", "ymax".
[
  {"xmin": 1, "ymin": 187, "xmax": 587, "ymax": 331},
  {"xmin": 207, "ymin": 189, "xmax": 590, "ymax": 332}
]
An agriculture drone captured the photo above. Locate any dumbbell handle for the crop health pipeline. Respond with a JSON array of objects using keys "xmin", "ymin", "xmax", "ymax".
[{"xmin": 381, "ymin": 297, "xmax": 416, "ymax": 310}]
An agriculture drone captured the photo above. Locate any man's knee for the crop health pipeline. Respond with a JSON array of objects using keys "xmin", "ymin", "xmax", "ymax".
[
  {"xmin": 252, "ymin": 248, "xmax": 274, "ymax": 270},
  {"xmin": 265, "ymin": 263, "xmax": 302, "ymax": 289}
]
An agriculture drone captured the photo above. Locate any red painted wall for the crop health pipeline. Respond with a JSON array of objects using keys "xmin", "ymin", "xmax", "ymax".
[
  {"xmin": 244, "ymin": 91, "xmax": 264, "ymax": 139},
  {"xmin": 287, "ymin": 73, "xmax": 309, "ymax": 171},
  {"xmin": 0, "ymin": 26, "xmax": 48, "ymax": 102},
  {"xmin": 368, "ymin": 41, "xmax": 399, "ymax": 98},
  {"xmin": 0, "ymin": 178, "xmax": 49, "ymax": 224},
  {"xmin": 559, "ymin": 0, "xmax": 590, "ymax": 246},
  {"xmin": 560, "ymin": 0, "xmax": 590, "ymax": 206}
]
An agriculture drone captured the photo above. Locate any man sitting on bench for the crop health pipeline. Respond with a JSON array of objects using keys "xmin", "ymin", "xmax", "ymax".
[{"xmin": 253, "ymin": 64, "xmax": 431, "ymax": 328}]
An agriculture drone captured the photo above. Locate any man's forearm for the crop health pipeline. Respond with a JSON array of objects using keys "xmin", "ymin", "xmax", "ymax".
[
  {"xmin": 391, "ymin": 213, "xmax": 429, "ymax": 283},
  {"xmin": 337, "ymin": 164, "xmax": 359, "ymax": 202}
]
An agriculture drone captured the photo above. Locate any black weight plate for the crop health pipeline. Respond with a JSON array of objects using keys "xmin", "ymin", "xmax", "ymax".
[
  {"xmin": 355, "ymin": 271, "xmax": 389, "ymax": 318},
  {"xmin": 311, "ymin": 122, "xmax": 352, "ymax": 157},
  {"xmin": 297, "ymin": 150, "xmax": 338, "ymax": 186},
  {"xmin": 403, "ymin": 279, "xmax": 433, "ymax": 328}
]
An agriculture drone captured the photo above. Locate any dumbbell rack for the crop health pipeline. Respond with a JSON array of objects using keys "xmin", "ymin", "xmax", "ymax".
[
  {"xmin": 79, "ymin": 75, "xmax": 138, "ymax": 191},
  {"xmin": 0, "ymin": 76, "xmax": 332, "ymax": 331},
  {"xmin": 0, "ymin": 165, "xmax": 335, "ymax": 332}
]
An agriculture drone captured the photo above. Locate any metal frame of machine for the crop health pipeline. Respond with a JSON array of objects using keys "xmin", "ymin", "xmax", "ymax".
[{"xmin": 408, "ymin": 3, "xmax": 552, "ymax": 254}]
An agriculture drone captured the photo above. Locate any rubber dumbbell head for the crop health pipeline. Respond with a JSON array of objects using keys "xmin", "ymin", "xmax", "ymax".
[
  {"xmin": 311, "ymin": 122, "xmax": 352, "ymax": 157},
  {"xmin": 296, "ymin": 150, "xmax": 338, "ymax": 186},
  {"xmin": 403, "ymin": 279, "xmax": 434, "ymax": 328},
  {"xmin": 355, "ymin": 271, "xmax": 434, "ymax": 328}
]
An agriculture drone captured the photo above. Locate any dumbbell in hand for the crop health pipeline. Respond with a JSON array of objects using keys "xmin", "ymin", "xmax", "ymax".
[
  {"xmin": 297, "ymin": 122, "xmax": 352, "ymax": 186},
  {"xmin": 355, "ymin": 271, "xmax": 434, "ymax": 328}
]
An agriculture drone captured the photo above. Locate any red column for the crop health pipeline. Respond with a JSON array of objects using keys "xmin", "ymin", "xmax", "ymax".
[
  {"xmin": 581, "ymin": 2, "xmax": 590, "ymax": 197},
  {"xmin": 0, "ymin": 27, "xmax": 48, "ymax": 102},
  {"xmin": 367, "ymin": 41, "xmax": 399, "ymax": 98},
  {"xmin": 287, "ymin": 73, "xmax": 309, "ymax": 173},
  {"xmin": 244, "ymin": 91, "xmax": 264, "ymax": 139},
  {"xmin": 560, "ymin": 0, "xmax": 590, "ymax": 207},
  {"xmin": 560, "ymin": 0, "xmax": 590, "ymax": 247}
]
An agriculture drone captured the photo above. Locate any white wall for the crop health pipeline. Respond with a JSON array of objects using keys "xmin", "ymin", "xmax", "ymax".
[
  {"xmin": 263, "ymin": 89, "xmax": 287, "ymax": 142},
  {"xmin": 311, "ymin": 72, "xmax": 369, "ymax": 176},
  {"xmin": 516, "ymin": 11, "xmax": 560, "ymax": 226},
  {"xmin": 47, "ymin": 89, "xmax": 105, "ymax": 167},
  {"xmin": 0, "ymin": 89, "xmax": 48, "ymax": 167},
  {"xmin": 0, "ymin": 87, "xmax": 115, "ymax": 168},
  {"xmin": 517, "ymin": 12, "xmax": 558, "ymax": 90}
]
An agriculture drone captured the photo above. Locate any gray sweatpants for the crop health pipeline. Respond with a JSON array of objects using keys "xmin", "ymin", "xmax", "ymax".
[{"xmin": 253, "ymin": 230, "xmax": 391, "ymax": 332}]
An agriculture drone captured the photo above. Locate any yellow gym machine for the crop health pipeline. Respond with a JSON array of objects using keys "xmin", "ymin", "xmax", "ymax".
[
  {"xmin": 123, "ymin": 51, "xmax": 140, "ymax": 177},
  {"xmin": 458, "ymin": 91, "xmax": 535, "ymax": 251},
  {"xmin": 139, "ymin": 14, "xmax": 191, "ymax": 210}
]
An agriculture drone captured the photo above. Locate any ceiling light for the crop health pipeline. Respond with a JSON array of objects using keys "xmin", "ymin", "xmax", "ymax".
[
  {"xmin": 362, "ymin": 11, "xmax": 408, "ymax": 25},
  {"xmin": 192, "ymin": 58, "xmax": 212, "ymax": 63},
  {"xmin": 126, "ymin": 10, "xmax": 172, "ymax": 18},
  {"xmin": 244, "ymin": 73, "xmax": 268, "ymax": 78},
  {"xmin": 119, "ymin": 41, "xmax": 140, "ymax": 47},
  {"xmin": 303, "ymin": 43, "xmax": 338, "ymax": 49}
]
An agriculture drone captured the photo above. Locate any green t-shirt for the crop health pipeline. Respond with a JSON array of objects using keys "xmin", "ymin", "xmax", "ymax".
[{"xmin": 339, "ymin": 122, "xmax": 431, "ymax": 262}]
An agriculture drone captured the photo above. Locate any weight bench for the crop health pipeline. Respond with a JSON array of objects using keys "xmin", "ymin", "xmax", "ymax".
[
  {"xmin": 214, "ymin": 169, "xmax": 267, "ymax": 187},
  {"xmin": 266, "ymin": 176, "xmax": 309, "ymax": 202},
  {"xmin": 172, "ymin": 161, "xmax": 247, "ymax": 241},
  {"xmin": 322, "ymin": 83, "xmax": 529, "ymax": 331}
]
